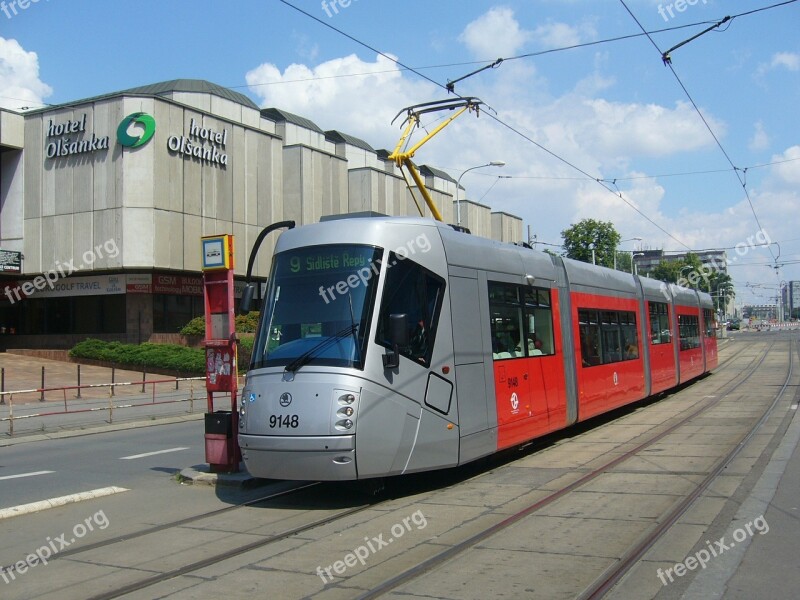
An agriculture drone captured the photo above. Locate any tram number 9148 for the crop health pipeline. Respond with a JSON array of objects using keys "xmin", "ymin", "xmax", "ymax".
[{"xmin": 269, "ymin": 414, "xmax": 300, "ymax": 428}]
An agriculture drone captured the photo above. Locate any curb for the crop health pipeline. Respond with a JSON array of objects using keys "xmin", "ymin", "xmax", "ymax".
[{"xmin": 178, "ymin": 463, "xmax": 261, "ymax": 488}]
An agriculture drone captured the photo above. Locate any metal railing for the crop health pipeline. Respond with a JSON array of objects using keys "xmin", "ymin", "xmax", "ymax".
[{"xmin": 0, "ymin": 376, "xmax": 208, "ymax": 436}]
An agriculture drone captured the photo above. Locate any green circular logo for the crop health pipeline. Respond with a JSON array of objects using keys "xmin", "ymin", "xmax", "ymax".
[{"xmin": 117, "ymin": 112, "xmax": 156, "ymax": 148}]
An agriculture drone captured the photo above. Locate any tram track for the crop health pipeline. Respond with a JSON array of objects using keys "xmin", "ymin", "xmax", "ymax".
[
  {"xmin": 1, "ymin": 337, "xmax": 779, "ymax": 600},
  {"xmin": 0, "ymin": 481, "xmax": 319, "ymax": 570},
  {"xmin": 354, "ymin": 336, "xmax": 795, "ymax": 599}
]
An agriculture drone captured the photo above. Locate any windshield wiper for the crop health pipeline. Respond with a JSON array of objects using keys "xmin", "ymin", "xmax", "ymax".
[{"xmin": 284, "ymin": 323, "xmax": 359, "ymax": 373}]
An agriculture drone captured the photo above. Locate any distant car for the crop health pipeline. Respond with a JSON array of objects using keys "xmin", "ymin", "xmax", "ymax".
[{"xmin": 727, "ymin": 320, "xmax": 741, "ymax": 331}]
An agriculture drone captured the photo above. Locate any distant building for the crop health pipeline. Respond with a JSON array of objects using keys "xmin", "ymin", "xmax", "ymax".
[
  {"xmin": 633, "ymin": 249, "xmax": 728, "ymax": 278},
  {"xmin": 743, "ymin": 304, "xmax": 778, "ymax": 321},
  {"xmin": 782, "ymin": 281, "xmax": 800, "ymax": 320}
]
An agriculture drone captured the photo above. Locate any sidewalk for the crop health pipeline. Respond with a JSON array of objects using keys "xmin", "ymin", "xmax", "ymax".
[{"xmin": 0, "ymin": 353, "xmax": 212, "ymax": 439}]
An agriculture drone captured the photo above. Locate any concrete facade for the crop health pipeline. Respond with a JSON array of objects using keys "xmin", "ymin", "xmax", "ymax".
[{"xmin": 0, "ymin": 79, "xmax": 523, "ymax": 348}]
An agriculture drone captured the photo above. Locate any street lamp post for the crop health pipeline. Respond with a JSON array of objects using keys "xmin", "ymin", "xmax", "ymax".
[
  {"xmin": 456, "ymin": 161, "xmax": 506, "ymax": 226},
  {"xmin": 615, "ymin": 237, "xmax": 642, "ymax": 270},
  {"xmin": 589, "ymin": 243, "xmax": 595, "ymax": 265},
  {"xmin": 679, "ymin": 265, "xmax": 694, "ymax": 288},
  {"xmin": 632, "ymin": 252, "xmax": 645, "ymax": 275}
]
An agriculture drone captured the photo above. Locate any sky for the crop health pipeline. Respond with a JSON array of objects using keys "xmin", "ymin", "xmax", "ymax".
[{"xmin": 1, "ymin": 0, "xmax": 799, "ymax": 309}]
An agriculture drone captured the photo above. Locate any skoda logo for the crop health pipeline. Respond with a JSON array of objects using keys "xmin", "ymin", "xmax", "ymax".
[
  {"xmin": 279, "ymin": 392, "xmax": 292, "ymax": 407},
  {"xmin": 117, "ymin": 112, "xmax": 156, "ymax": 148}
]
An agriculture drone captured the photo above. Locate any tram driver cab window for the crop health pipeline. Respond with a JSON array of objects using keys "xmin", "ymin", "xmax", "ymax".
[{"xmin": 376, "ymin": 252, "xmax": 444, "ymax": 367}]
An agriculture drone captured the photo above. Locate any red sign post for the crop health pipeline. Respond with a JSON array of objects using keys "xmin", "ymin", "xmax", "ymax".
[{"xmin": 201, "ymin": 234, "xmax": 239, "ymax": 472}]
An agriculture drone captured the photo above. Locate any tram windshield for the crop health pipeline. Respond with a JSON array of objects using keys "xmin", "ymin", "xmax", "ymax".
[{"xmin": 250, "ymin": 244, "xmax": 383, "ymax": 371}]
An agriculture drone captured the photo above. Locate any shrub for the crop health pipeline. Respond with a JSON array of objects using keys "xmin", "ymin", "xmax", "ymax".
[
  {"xmin": 178, "ymin": 312, "xmax": 261, "ymax": 336},
  {"xmin": 70, "ymin": 338, "xmax": 256, "ymax": 374},
  {"xmin": 70, "ymin": 339, "xmax": 205, "ymax": 374},
  {"xmin": 179, "ymin": 316, "xmax": 205, "ymax": 336}
]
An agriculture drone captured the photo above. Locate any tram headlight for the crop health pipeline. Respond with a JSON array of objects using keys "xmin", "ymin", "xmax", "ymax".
[{"xmin": 333, "ymin": 389, "xmax": 359, "ymax": 433}]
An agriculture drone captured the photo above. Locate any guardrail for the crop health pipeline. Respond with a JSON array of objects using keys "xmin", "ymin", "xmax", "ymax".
[{"xmin": 0, "ymin": 376, "xmax": 209, "ymax": 436}]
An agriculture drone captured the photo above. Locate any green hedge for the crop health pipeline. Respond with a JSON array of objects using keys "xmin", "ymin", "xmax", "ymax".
[
  {"xmin": 70, "ymin": 339, "xmax": 206, "ymax": 374},
  {"xmin": 70, "ymin": 337, "xmax": 257, "ymax": 375}
]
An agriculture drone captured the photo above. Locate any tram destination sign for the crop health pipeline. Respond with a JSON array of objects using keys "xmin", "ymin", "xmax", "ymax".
[
  {"xmin": 287, "ymin": 248, "xmax": 371, "ymax": 274},
  {"xmin": 0, "ymin": 249, "xmax": 22, "ymax": 273}
]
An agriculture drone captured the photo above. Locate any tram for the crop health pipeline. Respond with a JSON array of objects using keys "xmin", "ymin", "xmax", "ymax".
[{"xmin": 237, "ymin": 215, "xmax": 718, "ymax": 480}]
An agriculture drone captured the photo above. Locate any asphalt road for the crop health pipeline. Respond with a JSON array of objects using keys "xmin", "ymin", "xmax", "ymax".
[{"xmin": 0, "ymin": 419, "xmax": 274, "ymax": 579}]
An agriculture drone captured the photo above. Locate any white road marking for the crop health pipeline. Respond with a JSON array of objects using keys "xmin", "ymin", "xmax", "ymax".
[
  {"xmin": 0, "ymin": 486, "xmax": 129, "ymax": 520},
  {"xmin": 0, "ymin": 470, "xmax": 54, "ymax": 481},
  {"xmin": 119, "ymin": 447, "xmax": 189, "ymax": 460}
]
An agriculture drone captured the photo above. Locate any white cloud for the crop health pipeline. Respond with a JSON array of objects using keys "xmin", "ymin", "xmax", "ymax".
[
  {"xmin": 246, "ymin": 53, "xmax": 436, "ymax": 146},
  {"xmin": 567, "ymin": 98, "xmax": 723, "ymax": 159},
  {"xmin": 458, "ymin": 7, "xmax": 531, "ymax": 58},
  {"xmin": 242, "ymin": 7, "xmax": 798, "ymax": 298},
  {"xmin": 749, "ymin": 121, "xmax": 770, "ymax": 152},
  {"xmin": 770, "ymin": 52, "xmax": 800, "ymax": 72},
  {"xmin": 770, "ymin": 146, "xmax": 800, "ymax": 185},
  {"xmin": 0, "ymin": 37, "xmax": 52, "ymax": 110},
  {"xmin": 757, "ymin": 51, "xmax": 800, "ymax": 77},
  {"xmin": 532, "ymin": 20, "xmax": 596, "ymax": 49}
]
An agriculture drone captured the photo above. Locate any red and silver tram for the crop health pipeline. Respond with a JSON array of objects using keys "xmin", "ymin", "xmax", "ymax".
[{"xmin": 238, "ymin": 215, "xmax": 717, "ymax": 480}]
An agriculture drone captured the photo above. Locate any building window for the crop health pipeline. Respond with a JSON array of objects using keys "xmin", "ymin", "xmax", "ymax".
[{"xmin": 153, "ymin": 294, "xmax": 204, "ymax": 333}]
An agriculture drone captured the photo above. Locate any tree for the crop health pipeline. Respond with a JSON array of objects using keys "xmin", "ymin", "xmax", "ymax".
[
  {"xmin": 561, "ymin": 219, "xmax": 621, "ymax": 268},
  {"xmin": 615, "ymin": 251, "xmax": 633, "ymax": 273},
  {"xmin": 649, "ymin": 260, "xmax": 684, "ymax": 284},
  {"xmin": 708, "ymin": 271, "xmax": 735, "ymax": 316}
]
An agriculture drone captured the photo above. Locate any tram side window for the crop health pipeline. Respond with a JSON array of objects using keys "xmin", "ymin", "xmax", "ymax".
[
  {"xmin": 621, "ymin": 312, "xmax": 639, "ymax": 359},
  {"xmin": 703, "ymin": 309, "xmax": 715, "ymax": 337},
  {"xmin": 649, "ymin": 302, "xmax": 671, "ymax": 344},
  {"xmin": 580, "ymin": 308, "xmax": 639, "ymax": 366},
  {"xmin": 678, "ymin": 314, "xmax": 700, "ymax": 350},
  {"xmin": 579, "ymin": 310, "xmax": 601, "ymax": 366},
  {"xmin": 488, "ymin": 283, "xmax": 555, "ymax": 360},
  {"xmin": 376, "ymin": 253, "xmax": 444, "ymax": 366},
  {"xmin": 601, "ymin": 311, "xmax": 622, "ymax": 362}
]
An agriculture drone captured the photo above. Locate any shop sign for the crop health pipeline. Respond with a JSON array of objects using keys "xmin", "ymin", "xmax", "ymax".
[
  {"xmin": 153, "ymin": 274, "xmax": 202, "ymax": 296},
  {"xmin": 31, "ymin": 274, "xmax": 125, "ymax": 298},
  {"xmin": 0, "ymin": 249, "xmax": 22, "ymax": 273},
  {"xmin": 126, "ymin": 274, "xmax": 152, "ymax": 294}
]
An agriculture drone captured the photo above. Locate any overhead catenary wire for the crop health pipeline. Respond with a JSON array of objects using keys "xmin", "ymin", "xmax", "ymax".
[
  {"xmin": 276, "ymin": 0, "xmax": 794, "ymax": 258},
  {"xmin": 618, "ymin": 0, "xmax": 785, "ymax": 267},
  {"xmin": 276, "ymin": 0, "xmax": 693, "ymax": 251}
]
